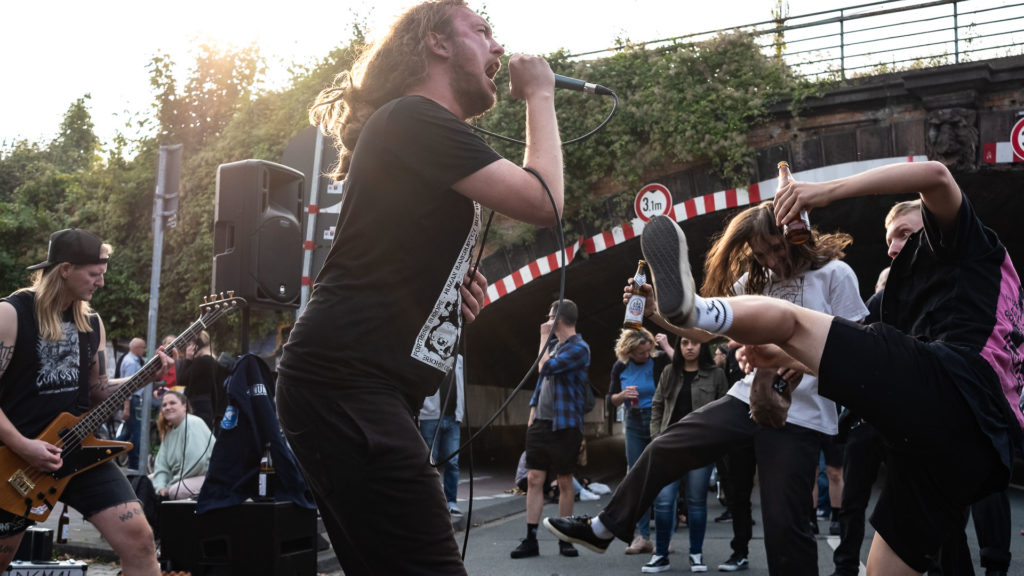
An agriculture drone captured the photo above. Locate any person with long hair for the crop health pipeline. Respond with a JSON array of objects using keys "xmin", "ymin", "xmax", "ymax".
[
  {"xmin": 176, "ymin": 330, "xmax": 226, "ymax": 430},
  {"xmin": 0, "ymin": 228, "xmax": 171, "ymax": 575},
  {"xmin": 552, "ymin": 161, "xmax": 1023, "ymax": 575},
  {"xmin": 151, "ymin": 391, "xmax": 215, "ymax": 500},
  {"xmin": 546, "ymin": 200, "xmax": 868, "ymax": 575},
  {"xmin": 644, "ymin": 337, "xmax": 728, "ymax": 573},
  {"xmin": 607, "ymin": 327, "xmax": 669, "ymax": 556},
  {"xmin": 274, "ymin": 1, "xmax": 564, "ymax": 573}
]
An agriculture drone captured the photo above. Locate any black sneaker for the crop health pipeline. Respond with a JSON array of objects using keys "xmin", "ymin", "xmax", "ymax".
[
  {"xmin": 714, "ymin": 510, "xmax": 732, "ymax": 523},
  {"xmin": 717, "ymin": 554, "xmax": 749, "ymax": 571},
  {"xmin": 559, "ymin": 540, "xmax": 579, "ymax": 557},
  {"xmin": 641, "ymin": 215, "xmax": 696, "ymax": 327},
  {"xmin": 829, "ymin": 520, "xmax": 840, "ymax": 536},
  {"xmin": 510, "ymin": 538, "xmax": 539, "ymax": 559},
  {"xmin": 543, "ymin": 515, "xmax": 613, "ymax": 554},
  {"xmin": 642, "ymin": 554, "xmax": 671, "ymax": 573}
]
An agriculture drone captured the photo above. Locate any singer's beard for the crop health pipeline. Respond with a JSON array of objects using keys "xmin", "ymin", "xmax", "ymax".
[{"xmin": 449, "ymin": 49, "xmax": 497, "ymax": 120}]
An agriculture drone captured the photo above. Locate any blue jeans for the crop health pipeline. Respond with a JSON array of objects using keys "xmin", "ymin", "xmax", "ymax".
[
  {"xmin": 684, "ymin": 464, "xmax": 714, "ymax": 554},
  {"xmin": 420, "ymin": 415, "xmax": 461, "ymax": 506},
  {"xmin": 652, "ymin": 479, "xmax": 680, "ymax": 556},
  {"xmin": 117, "ymin": 395, "xmax": 143, "ymax": 470},
  {"xmin": 625, "ymin": 408, "xmax": 652, "ymax": 538}
]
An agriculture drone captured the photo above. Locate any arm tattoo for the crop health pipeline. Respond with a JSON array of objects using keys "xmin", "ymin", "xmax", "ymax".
[
  {"xmin": 0, "ymin": 341, "xmax": 13, "ymax": 374},
  {"xmin": 0, "ymin": 544, "xmax": 15, "ymax": 554}
]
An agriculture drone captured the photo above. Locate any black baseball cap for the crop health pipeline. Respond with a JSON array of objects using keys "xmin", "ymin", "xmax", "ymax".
[{"xmin": 27, "ymin": 229, "xmax": 108, "ymax": 271}]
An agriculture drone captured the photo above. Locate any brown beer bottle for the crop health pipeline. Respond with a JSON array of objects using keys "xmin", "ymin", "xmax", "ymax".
[
  {"xmin": 57, "ymin": 503, "xmax": 71, "ymax": 544},
  {"xmin": 778, "ymin": 161, "xmax": 811, "ymax": 245},
  {"xmin": 623, "ymin": 260, "xmax": 648, "ymax": 329},
  {"xmin": 257, "ymin": 442, "xmax": 275, "ymax": 501}
]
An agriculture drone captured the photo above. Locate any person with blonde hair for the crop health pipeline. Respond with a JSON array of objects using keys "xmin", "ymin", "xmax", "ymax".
[
  {"xmin": 0, "ymin": 228, "xmax": 171, "ymax": 575},
  {"xmin": 151, "ymin": 391, "xmax": 215, "ymax": 500},
  {"xmin": 608, "ymin": 327, "xmax": 670, "ymax": 557},
  {"xmin": 275, "ymin": 1, "xmax": 565, "ymax": 573}
]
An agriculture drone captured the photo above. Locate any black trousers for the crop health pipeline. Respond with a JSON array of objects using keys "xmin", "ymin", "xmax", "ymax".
[
  {"xmin": 834, "ymin": 421, "xmax": 887, "ymax": 576},
  {"xmin": 972, "ymin": 490, "xmax": 1012, "ymax": 571},
  {"xmin": 722, "ymin": 442, "xmax": 756, "ymax": 558},
  {"xmin": 277, "ymin": 379, "xmax": 466, "ymax": 576},
  {"xmin": 600, "ymin": 395, "xmax": 821, "ymax": 575},
  {"xmin": 929, "ymin": 490, "xmax": 1012, "ymax": 575}
]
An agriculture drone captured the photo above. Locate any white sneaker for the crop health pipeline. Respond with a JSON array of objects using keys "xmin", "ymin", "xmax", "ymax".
[
  {"xmin": 580, "ymin": 489, "xmax": 600, "ymax": 501},
  {"xmin": 642, "ymin": 554, "xmax": 671, "ymax": 573},
  {"xmin": 689, "ymin": 552, "xmax": 707, "ymax": 573}
]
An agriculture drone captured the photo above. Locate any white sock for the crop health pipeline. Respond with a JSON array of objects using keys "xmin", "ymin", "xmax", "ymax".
[
  {"xmin": 591, "ymin": 516, "xmax": 613, "ymax": 539},
  {"xmin": 692, "ymin": 296, "xmax": 734, "ymax": 334}
]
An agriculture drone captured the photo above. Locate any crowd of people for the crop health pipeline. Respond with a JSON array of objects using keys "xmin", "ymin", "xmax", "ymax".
[{"xmin": 1, "ymin": 1, "xmax": 1020, "ymax": 575}]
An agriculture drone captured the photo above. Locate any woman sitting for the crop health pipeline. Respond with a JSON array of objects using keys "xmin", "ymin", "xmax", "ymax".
[{"xmin": 150, "ymin": 390, "xmax": 216, "ymax": 500}]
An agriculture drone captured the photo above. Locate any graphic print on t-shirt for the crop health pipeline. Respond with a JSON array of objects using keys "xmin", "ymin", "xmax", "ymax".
[
  {"xmin": 36, "ymin": 321, "xmax": 81, "ymax": 394},
  {"xmin": 764, "ymin": 275, "xmax": 805, "ymax": 307},
  {"xmin": 412, "ymin": 203, "xmax": 481, "ymax": 372},
  {"xmin": 1004, "ymin": 284, "xmax": 1024, "ymax": 417}
]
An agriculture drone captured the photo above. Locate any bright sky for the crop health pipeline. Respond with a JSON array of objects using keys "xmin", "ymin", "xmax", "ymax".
[{"xmin": 0, "ymin": 0, "xmax": 867, "ymax": 148}]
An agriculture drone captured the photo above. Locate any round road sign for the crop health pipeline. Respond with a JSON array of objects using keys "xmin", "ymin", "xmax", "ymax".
[
  {"xmin": 1011, "ymin": 117, "xmax": 1024, "ymax": 161},
  {"xmin": 634, "ymin": 183, "xmax": 674, "ymax": 222}
]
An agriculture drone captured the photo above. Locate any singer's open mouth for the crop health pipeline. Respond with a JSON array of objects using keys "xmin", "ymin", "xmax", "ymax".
[{"xmin": 485, "ymin": 62, "xmax": 500, "ymax": 79}]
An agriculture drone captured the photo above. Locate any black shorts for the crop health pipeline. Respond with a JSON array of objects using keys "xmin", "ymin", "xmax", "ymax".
[
  {"xmin": 819, "ymin": 434, "xmax": 844, "ymax": 467},
  {"xmin": 818, "ymin": 317, "xmax": 1003, "ymax": 572},
  {"xmin": 0, "ymin": 460, "xmax": 138, "ymax": 538},
  {"xmin": 525, "ymin": 419, "xmax": 582, "ymax": 476}
]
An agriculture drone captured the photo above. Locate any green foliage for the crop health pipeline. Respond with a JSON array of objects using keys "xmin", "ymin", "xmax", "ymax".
[
  {"xmin": 474, "ymin": 32, "xmax": 809, "ymax": 238},
  {"xmin": 1, "ymin": 27, "xmax": 811, "ymax": 347}
]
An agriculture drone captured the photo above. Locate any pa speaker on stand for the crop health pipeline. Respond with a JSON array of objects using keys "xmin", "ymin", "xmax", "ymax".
[{"xmin": 212, "ymin": 160, "xmax": 304, "ymax": 351}]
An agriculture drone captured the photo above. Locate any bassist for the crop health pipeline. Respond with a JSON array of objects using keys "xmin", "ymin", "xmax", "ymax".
[{"xmin": 0, "ymin": 229, "xmax": 170, "ymax": 575}]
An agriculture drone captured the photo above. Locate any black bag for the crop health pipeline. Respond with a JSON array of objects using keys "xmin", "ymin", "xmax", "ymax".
[
  {"xmin": 128, "ymin": 473, "xmax": 160, "ymax": 534},
  {"xmin": 582, "ymin": 380, "xmax": 598, "ymax": 414}
]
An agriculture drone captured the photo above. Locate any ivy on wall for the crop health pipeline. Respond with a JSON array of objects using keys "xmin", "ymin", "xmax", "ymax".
[{"xmin": 473, "ymin": 32, "xmax": 817, "ymax": 249}]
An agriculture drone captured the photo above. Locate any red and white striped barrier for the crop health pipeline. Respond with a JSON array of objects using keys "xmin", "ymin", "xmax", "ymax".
[
  {"xmin": 482, "ymin": 156, "xmax": 928, "ymax": 306},
  {"xmin": 983, "ymin": 142, "xmax": 1024, "ymax": 164}
]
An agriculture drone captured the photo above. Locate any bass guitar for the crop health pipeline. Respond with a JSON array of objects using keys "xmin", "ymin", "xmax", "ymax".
[{"xmin": 0, "ymin": 294, "xmax": 245, "ymax": 521}]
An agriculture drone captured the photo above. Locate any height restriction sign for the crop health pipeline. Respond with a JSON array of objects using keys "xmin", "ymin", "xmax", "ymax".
[
  {"xmin": 634, "ymin": 183, "xmax": 674, "ymax": 222},
  {"xmin": 1011, "ymin": 117, "xmax": 1024, "ymax": 161}
]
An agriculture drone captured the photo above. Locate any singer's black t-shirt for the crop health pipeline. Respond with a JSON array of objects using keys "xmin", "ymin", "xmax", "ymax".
[{"xmin": 277, "ymin": 96, "xmax": 501, "ymax": 409}]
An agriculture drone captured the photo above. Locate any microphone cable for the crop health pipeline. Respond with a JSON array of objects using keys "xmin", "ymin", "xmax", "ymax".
[
  {"xmin": 428, "ymin": 166, "xmax": 568, "ymax": 561},
  {"xmin": 471, "ymin": 90, "xmax": 618, "ymax": 146},
  {"xmin": 427, "ymin": 84, "xmax": 617, "ymax": 559}
]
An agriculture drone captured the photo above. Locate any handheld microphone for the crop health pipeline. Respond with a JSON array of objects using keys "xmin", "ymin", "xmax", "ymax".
[{"xmin": 554, "ymin": 74, "xmax": 613, "ymax": 96}]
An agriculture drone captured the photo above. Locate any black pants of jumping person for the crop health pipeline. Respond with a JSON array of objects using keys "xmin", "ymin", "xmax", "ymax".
[{"xmin": 600, "ymin": 395, "xmax": 821, "ymax": 575}]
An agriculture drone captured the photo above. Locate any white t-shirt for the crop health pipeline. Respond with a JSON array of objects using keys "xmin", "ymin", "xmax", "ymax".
[{"xmin": 727, "ymin": 259, "xmax": 868, "ymax": 435}]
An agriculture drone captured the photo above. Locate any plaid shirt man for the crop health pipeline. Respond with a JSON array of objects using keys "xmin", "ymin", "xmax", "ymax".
[{"xmin": 530, "ymin": 334, "xmax": 590, "ymax": 432}]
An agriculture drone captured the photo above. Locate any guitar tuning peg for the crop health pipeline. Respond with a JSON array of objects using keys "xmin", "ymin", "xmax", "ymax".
[
  {"xmin": 219, "ymin": 291, "xmax": 226, "ymax": 300},
  {"xmin": 203, "ymin": 296, "xmax": 208, "ymax": 304},
  {"xmin": 227, "ymin": 290, "xmax": 235, "ymax": 299}
]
